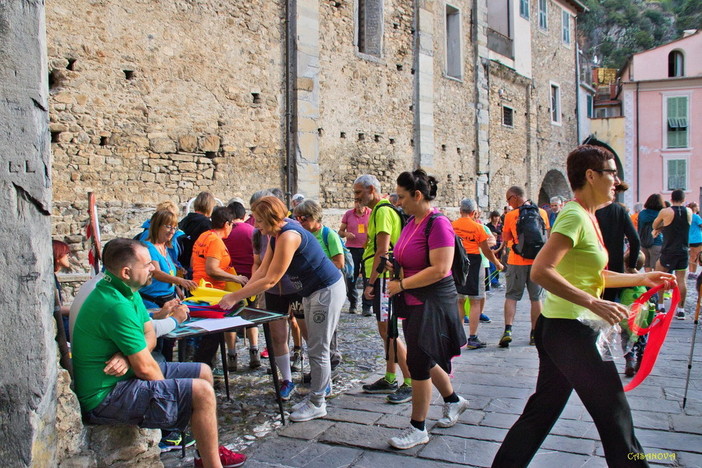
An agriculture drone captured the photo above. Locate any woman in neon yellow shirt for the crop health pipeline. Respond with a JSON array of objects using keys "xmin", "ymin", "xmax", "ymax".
[{"xmin": 493, "ymin": 145, "xmax": 675, "ymax": 467}]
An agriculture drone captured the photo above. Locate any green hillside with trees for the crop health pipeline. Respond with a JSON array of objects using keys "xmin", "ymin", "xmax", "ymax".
[{"xmin": 578, "ymin": 0, "xmax": 702, "ymax": 69}]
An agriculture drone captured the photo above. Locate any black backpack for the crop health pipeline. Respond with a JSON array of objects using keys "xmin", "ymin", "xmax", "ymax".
[
  {"xmin": 512, "ymin": 203, "xmax": 548, "ymax": 260},
  {"xmin": 638, "ymin": 220, "xmax": 655, "ymax": 249},
  {"xmin": 425, "ymin": 213, "xmax": 471, "ymax": 288},
  {"xmin": 374, "ymin": 202, "xmax": 409, "ymax": 229}
]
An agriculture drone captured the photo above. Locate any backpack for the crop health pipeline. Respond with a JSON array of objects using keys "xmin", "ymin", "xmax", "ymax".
[
  {"xmin": 425, "ymin": 213, "xmax": 471, "ymax": 289},
  {"xmin": 362, "ymin": 202, "xmax": 408, "ymax": 271},
  {"xmin": 638, "ymin": 220, "xmax": 655, "ymax": 249},
  {"xmin": 512, "ymin": 202, "xmax": 548, "ymax": 260},
  {"xmin": 321, "ymin": 226, "xmax": 354, "ymax": 280}
]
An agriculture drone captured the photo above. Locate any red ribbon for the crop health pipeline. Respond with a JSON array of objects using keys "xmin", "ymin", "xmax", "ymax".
[
  {"xmin": 187, "ymin": 304, "xmax": 228, "ymax": 319},
  {"xmin": 623, "ymin": 284, "xmax": 679, "ymax": 392}
]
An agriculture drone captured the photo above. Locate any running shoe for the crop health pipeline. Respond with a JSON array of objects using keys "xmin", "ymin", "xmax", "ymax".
[
  {"xmin": 388, "ymin": 426, "xmax": 429, "ymax": 450},
  {"xmin": 158, "ymin": 431, "xmax": 184, "ymax": 453},
  {"xmin": 436, "ymin": 396, "xmax": 469, "ymax": 428},
  {"xmin": 289, "ymin": 400, "xmax": 327, "ymax": 422},
  {"xmin": 290, "ymin": 350, "xmax": 302, "ymax": 372},
  {"xmin": 465, "ymin": 336, "xmax": 486, "ymax": 349},
  {"xmin": 279, "ymin": 380, "xmax": 296, "ymax": 401},
  {"xmin": 194, "ymin": 446, "xmax": 246, "ymax": 468},
  {"xmin": 386, "ymin": 383, "xmax": 412, "ymax": 404},
  {"xmin": 362, "ymin": 377, "xmax": 398, "ymax": 394},
  {"xmin": 499, "ymin": 330, "xmax": 512, "ymax": 348},
  {"xmin": 676, "ymin": 308, "xmax": 686, "ymax": 320},
  {"xmin": 529, "ymin": 332, "xmax": 536, "ymax": 346},
  {"xmin": 479, "ymin": 314, "xmax": 492, "ymax": 323},
  {"xmin": 261, "ymin": 347, "xmax": 269, "ymax": 358}
]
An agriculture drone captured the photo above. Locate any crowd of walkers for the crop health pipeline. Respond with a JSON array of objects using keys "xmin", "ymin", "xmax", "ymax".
[{"xmin": 55, "ymin": 143, "xmax": 698, "ymax": 467}]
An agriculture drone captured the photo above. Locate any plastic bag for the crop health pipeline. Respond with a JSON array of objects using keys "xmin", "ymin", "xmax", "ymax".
[{"xmin": 578, "ymin": 318, "xmax": 632, "ymax": 361}]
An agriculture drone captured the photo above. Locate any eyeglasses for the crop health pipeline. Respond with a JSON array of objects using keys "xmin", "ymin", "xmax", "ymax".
[
  {"xmin": 506, "ymin": 194, "xmax": 516, "ymax": 203},
  {"xmin": 163, "ymin": 225, "xmax": 178, "ymax": 231},
  {"xmin": 593, "ymin": 169, "xmax": 620, "ymax": 179},
  {"xmin": 295, "ymin": 215, "xmax": 309, "ymax": 222}
]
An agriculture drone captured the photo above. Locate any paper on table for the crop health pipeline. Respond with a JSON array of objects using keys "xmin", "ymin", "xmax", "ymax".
[{"xmin": 188, "ymin": 317, "xmax": 253, "ymax": 331}]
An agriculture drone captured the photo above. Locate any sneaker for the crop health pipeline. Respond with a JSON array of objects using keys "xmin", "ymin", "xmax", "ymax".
[
  {"xmin": 676, "ymin": 309, "xmax": 686, "ymax": 320},
  {"xmin": 436, "ymin": 396, "xmax": 469, "ymax": 428},
  {"xmin": 194, "ymin": 446, "xmax": 246, "ymax": 468},
  {"xmin": 463, "ymin": 316, "xmax": 469, "ymax": 324},
  {"xmin": 249, "ymin": 348, "xmax": 261, "ymax": 369},
  {"xmin": 362, "ymin": 377, "xmax": 398, "ymax": 394},
  {"xmin": 499, "ymin": 330, "xmax": 512, "ymax": 348},
  {"xmin": 159, "ymin": 431, "xmax": 184, "ymax": 453},
  {"xmin": 290, "ymin": 350, "xmax": 302, "ymax": 372},
  {"xmin": 261, "ymin": 347, "xmax": 269, "ymax": 358},
  {"xmin": 212, "ymin": 367, "xmax": 227, "ymax": 380},
  {"xmin": 465, "ymin": 336, "xmax": 486, "ymax": 350},
  {"xmin": 226, "ymin": 353, "xmax": 237, "ymax": 373},
  {"xmin": 279, "ymin": 380, "xmax": 296, "ymax": 401},
  {"xmin": 388, "ymin": 426, "xmax": 429, "ymax": 450},
  {"xmin": 292, "ymin": 384, "xmax": 331, "ymax": 412},
  {"xmin": 386, "ymin": 383, "xmax": 412, "ymax": 404},
  {"xmin": 349, "ymin": 304, "xmax": 357, "ymax": 314},
  {"xmin": 529, "ymin": 332, "xmax": 536, "ymax": 346},
  {"xmin": 289, "ymin": 399, "xmax": 327, "ymax": 422},
  {"xmin": 479, "ymin": 314, "xmax": 492, "ymax": 323},
  {"xmin": 362, "ymin": 308, "xmax": 373, "ymax": 317}
]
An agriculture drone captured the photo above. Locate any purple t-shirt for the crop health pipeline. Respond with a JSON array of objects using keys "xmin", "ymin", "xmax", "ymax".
[
  {"xmin": 341, "ymin": 207, "xmax": 370, "ymax": 248},
  {"xmin": 394, "ymin": 209, "xmax": 454, "ymax": 305},
  {"xmin": 223, "ymin": 221, "xmax": 254, "ymax": 278}
]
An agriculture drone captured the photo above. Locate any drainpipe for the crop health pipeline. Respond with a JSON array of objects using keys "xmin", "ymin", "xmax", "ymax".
[
  {"xmin": 635, "ymin": 81, "xmax": 640, "ymax": 202},
  {"xmin": 284, "ymin": 0, "xmax": 298, "ymax": 205},
  {"xmin": 575, "ymin": 23, "xmax": 581, "ymax": 144}
]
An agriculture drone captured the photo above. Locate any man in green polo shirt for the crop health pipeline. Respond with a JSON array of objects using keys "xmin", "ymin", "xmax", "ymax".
[
  {"xmin": 353, "ymin": 174, "xmax": 412, "ymax": 404},
  {"xmin": 72, "ymin": 238, "xmax": 245, "ymax": 468}
]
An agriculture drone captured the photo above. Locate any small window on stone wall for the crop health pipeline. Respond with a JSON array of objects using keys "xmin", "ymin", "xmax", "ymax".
[
  {"xmin": 502, "ymin": 106, "xmax": 514, "ymax": 128},
  {"xmin": 123, "ymin": 70, "xmax": 135, "ymax": 80},
  {"xmin": 357, "ymin": 0, "xmax": 383, "ymax": 58},
  {"xmin": 445, "ymin": 5, "xmax": 462, "ymax": 80}
]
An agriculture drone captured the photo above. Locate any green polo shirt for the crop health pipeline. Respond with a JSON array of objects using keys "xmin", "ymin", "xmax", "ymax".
[
  {"xmin": 362, "ymin": 199, "xmax": 402, "ymax": 278},
  {"xmin": 72, "ymin": 271, "xmax": 151, "ymax": 412}
]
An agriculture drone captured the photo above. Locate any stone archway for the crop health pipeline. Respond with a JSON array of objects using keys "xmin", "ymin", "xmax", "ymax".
[{"xmin": 538, "ymin": 169, "xmax": 571, "ymax": 206}]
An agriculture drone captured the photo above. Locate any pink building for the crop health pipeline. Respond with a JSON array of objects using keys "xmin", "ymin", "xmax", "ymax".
[{"xmin": 620, "ymin": 30, "xmax": 702, "ymax": 206}]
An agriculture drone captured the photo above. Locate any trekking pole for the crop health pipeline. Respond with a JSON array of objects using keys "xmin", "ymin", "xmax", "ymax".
[{"xmin": 682, "ymin": 280, "xmax": 702, "ymax": 409}]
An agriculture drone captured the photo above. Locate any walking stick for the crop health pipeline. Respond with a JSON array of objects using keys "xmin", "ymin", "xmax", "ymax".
[{"xmin": 682, "ymin": 280, "xmax": 702, "ymax": 408}]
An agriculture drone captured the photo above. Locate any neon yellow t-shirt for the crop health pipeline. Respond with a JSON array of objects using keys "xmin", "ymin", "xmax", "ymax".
[
  {"xmin": 362, "ymin": 199, "xmax": 402, "ymax": 278},
  {"xmin": 542, "ymin": 201, "xmax": 608, "ymax": 320}
]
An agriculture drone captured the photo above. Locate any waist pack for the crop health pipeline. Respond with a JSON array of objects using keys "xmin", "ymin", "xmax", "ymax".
[{"xmin": 513, "ymin": 203, "xmax": 548, "ymax": 260}]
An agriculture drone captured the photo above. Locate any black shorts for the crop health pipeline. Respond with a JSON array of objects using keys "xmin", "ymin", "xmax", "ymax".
[
  {"xmin": 456, "ymin": 253, "xmax": 484, "ymax": 297},
  {"xmin": 265, "ymin": 292, "xmax": 304, "ymax": 319},
  {"xmin": 659, "ymin": 252, "xmax": 688, "ymax": 271}
]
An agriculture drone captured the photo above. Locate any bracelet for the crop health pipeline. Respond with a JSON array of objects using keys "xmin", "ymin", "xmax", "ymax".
[{"xmin": 399, "ymin": 279, "xmax": 405, "ymax": 291}]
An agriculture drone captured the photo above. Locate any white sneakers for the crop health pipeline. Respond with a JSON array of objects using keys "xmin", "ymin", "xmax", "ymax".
[
  {"xmin": 388, "ymin": 395, "xmax": 470, "ymax": 449},
  {"xmin": 676, "ymin": 308, "xmax": 686, "ymax": 320},
  {"xmin": 436, "ymin": 396, "xmax": 470, "ymax": 428},
  {"xmin": 388, "ymin": 426, "xmax": 429, "ymax": 450},
  {"xmin": 289, "ymin": 399, "xmax": 327, "ymax": 422}
]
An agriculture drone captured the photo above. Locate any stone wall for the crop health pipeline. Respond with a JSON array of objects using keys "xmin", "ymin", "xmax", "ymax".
[{"xmin": 47, "ymin": 0, "xmax": 583, "ymax": 268}]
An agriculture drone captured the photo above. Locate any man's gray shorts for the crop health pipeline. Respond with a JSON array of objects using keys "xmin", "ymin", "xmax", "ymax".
[
  {"xmin": 84, "ymin": 361, "xmax": 201, "ymax": 430},
  {"xmin": 505, "ymin": 264, "xmax": 543, "ymax": 301}
]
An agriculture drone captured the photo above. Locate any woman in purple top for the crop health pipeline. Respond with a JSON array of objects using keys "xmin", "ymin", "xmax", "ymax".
[{"xmin": 385, "ymin": 169, "xmax": 468, "ymax": 450}]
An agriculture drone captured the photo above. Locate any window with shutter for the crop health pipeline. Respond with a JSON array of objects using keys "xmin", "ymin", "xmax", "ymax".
[
  {"xmin": 358, "ymin": 0, "xmax": 383, "ymax": 58},
  {"xmin": 538, "ymin": 0, "xmax": 547, "ymax": 29},
  {"xmin": 667, "ymin": 159, "xmax": 687, "ymax": 191},
  {"xmin": 666, "ymin": 96, "xmax": 688, "ymax": 149}
]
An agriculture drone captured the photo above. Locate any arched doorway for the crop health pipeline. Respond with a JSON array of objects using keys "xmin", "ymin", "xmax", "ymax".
[{"xmin": 538, "ymin": 169, "xmax": 571, "ymax": 207}]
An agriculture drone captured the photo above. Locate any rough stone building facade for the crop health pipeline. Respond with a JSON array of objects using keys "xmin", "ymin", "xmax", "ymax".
[{"xmin": 46, "ymin": 0, "xmax": 583, "ymax": 262}]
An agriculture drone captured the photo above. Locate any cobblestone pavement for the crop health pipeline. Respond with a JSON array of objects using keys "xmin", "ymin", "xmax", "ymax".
[{"xmin": 163, "ymin": 276, "xmax": 702, "ymax": 467}]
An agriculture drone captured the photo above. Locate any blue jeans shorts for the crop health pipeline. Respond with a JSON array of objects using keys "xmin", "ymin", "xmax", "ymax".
[{"xmin": 84, "ymin": 361, "xmax": 201, "ymax": 430}]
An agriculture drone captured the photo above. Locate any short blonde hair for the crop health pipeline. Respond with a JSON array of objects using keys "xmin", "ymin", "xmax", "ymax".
[
  {"xmin": 193, "ymin": 192, "xmax": 216, "ymax": 216},
  {"xmin": 156, "ymin": 201, "xmax": 179, "ymax": 217},
  {"xmin": 293, "ymin": 199, "xmax": 323, "ymax": 222},
  {"xmin": 252, "ymin": 196, "xmax": 287, "ymax": 234}
]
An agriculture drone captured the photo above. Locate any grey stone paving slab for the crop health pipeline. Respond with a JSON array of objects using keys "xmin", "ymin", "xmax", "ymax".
[
  {"xmin": 670, "ymin": 414, "xmax": 702, "ymax": 434},
  {"xmin": 374, "ymin": 413, "xmax": 412, "ymax": 429},
  {"xmin": 457, "ymin": 372, "xmax": 538, "ymax": 389},
  {"xmin": 461, "ymin": 384, "xmax": 533, "ymax": 399},
  {"xmin": 479, "ymin": 411, "xmax": 519, "ymax": 429},
  {"xmin": 418, "ymin": 434, "xmax": 500, "ymax": 467},
  {"xmin": 317, "ymin": 421, "xmax": 423, "ymax": 456},
  {"xmin": 331, "ymin": 394, "xmax": 406, "ymax": 415},
  {"xmin": 457, "ymin": 409, "xmax": 486, "ymax": 425},
  {"xmin": 676, "ymin": 450, "xmax": 702, "ymax": 467},
  {"xmin": 245, "ymin": 436, "xmax": 362, "ymax": 467},
  {"xmin": 636, "ymin": 428, "xmax": 702, "ymax": 454},
  {"xmin": 627, "ymin": 395, "xmax": 682, "ymax": 413},
  {"xmin": 432, "ymin": 423, "xmax": 507, "ymax": 442},
  {"xmin": 630, "ymin": 410, "xmax": 671, "ymax": 431},
  {"xmin": 279, "ymin": 420, "xmax": 335, "ymax": 440},
  {"xmin": 551, "ymin": 418, "xmax": 600, "ymax": 440},
  {"xmin": 323, "ymin": 407, "xmax": 383, "ymax": 425},
  {"xmin": 530, "ymin": 450, "xmax": 606, "ymax": 468},
  {"xmin": 351, "ymin": 450, "xmax": 455, "ymax": 468},
  {"xmin": 483, "ymin": 397, "xmax": 529, "ymax": 414},
  {"xmin": 542, "ymin": 434, "xmax": 597, "ymax": 456}
]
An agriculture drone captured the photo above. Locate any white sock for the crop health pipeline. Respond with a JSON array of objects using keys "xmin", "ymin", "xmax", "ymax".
[{"xmin": 275, "ymin": 354, "xmax": 292, "ymax": 382}]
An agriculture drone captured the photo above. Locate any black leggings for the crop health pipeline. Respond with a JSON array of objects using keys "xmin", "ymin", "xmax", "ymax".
[
  {"xmin": 402, "ymin": 304, "xmax": 436, "ymax": 381},
  {"xmin": 492, "ymin": 315, "xmax": 648, "ymax": 468}
]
